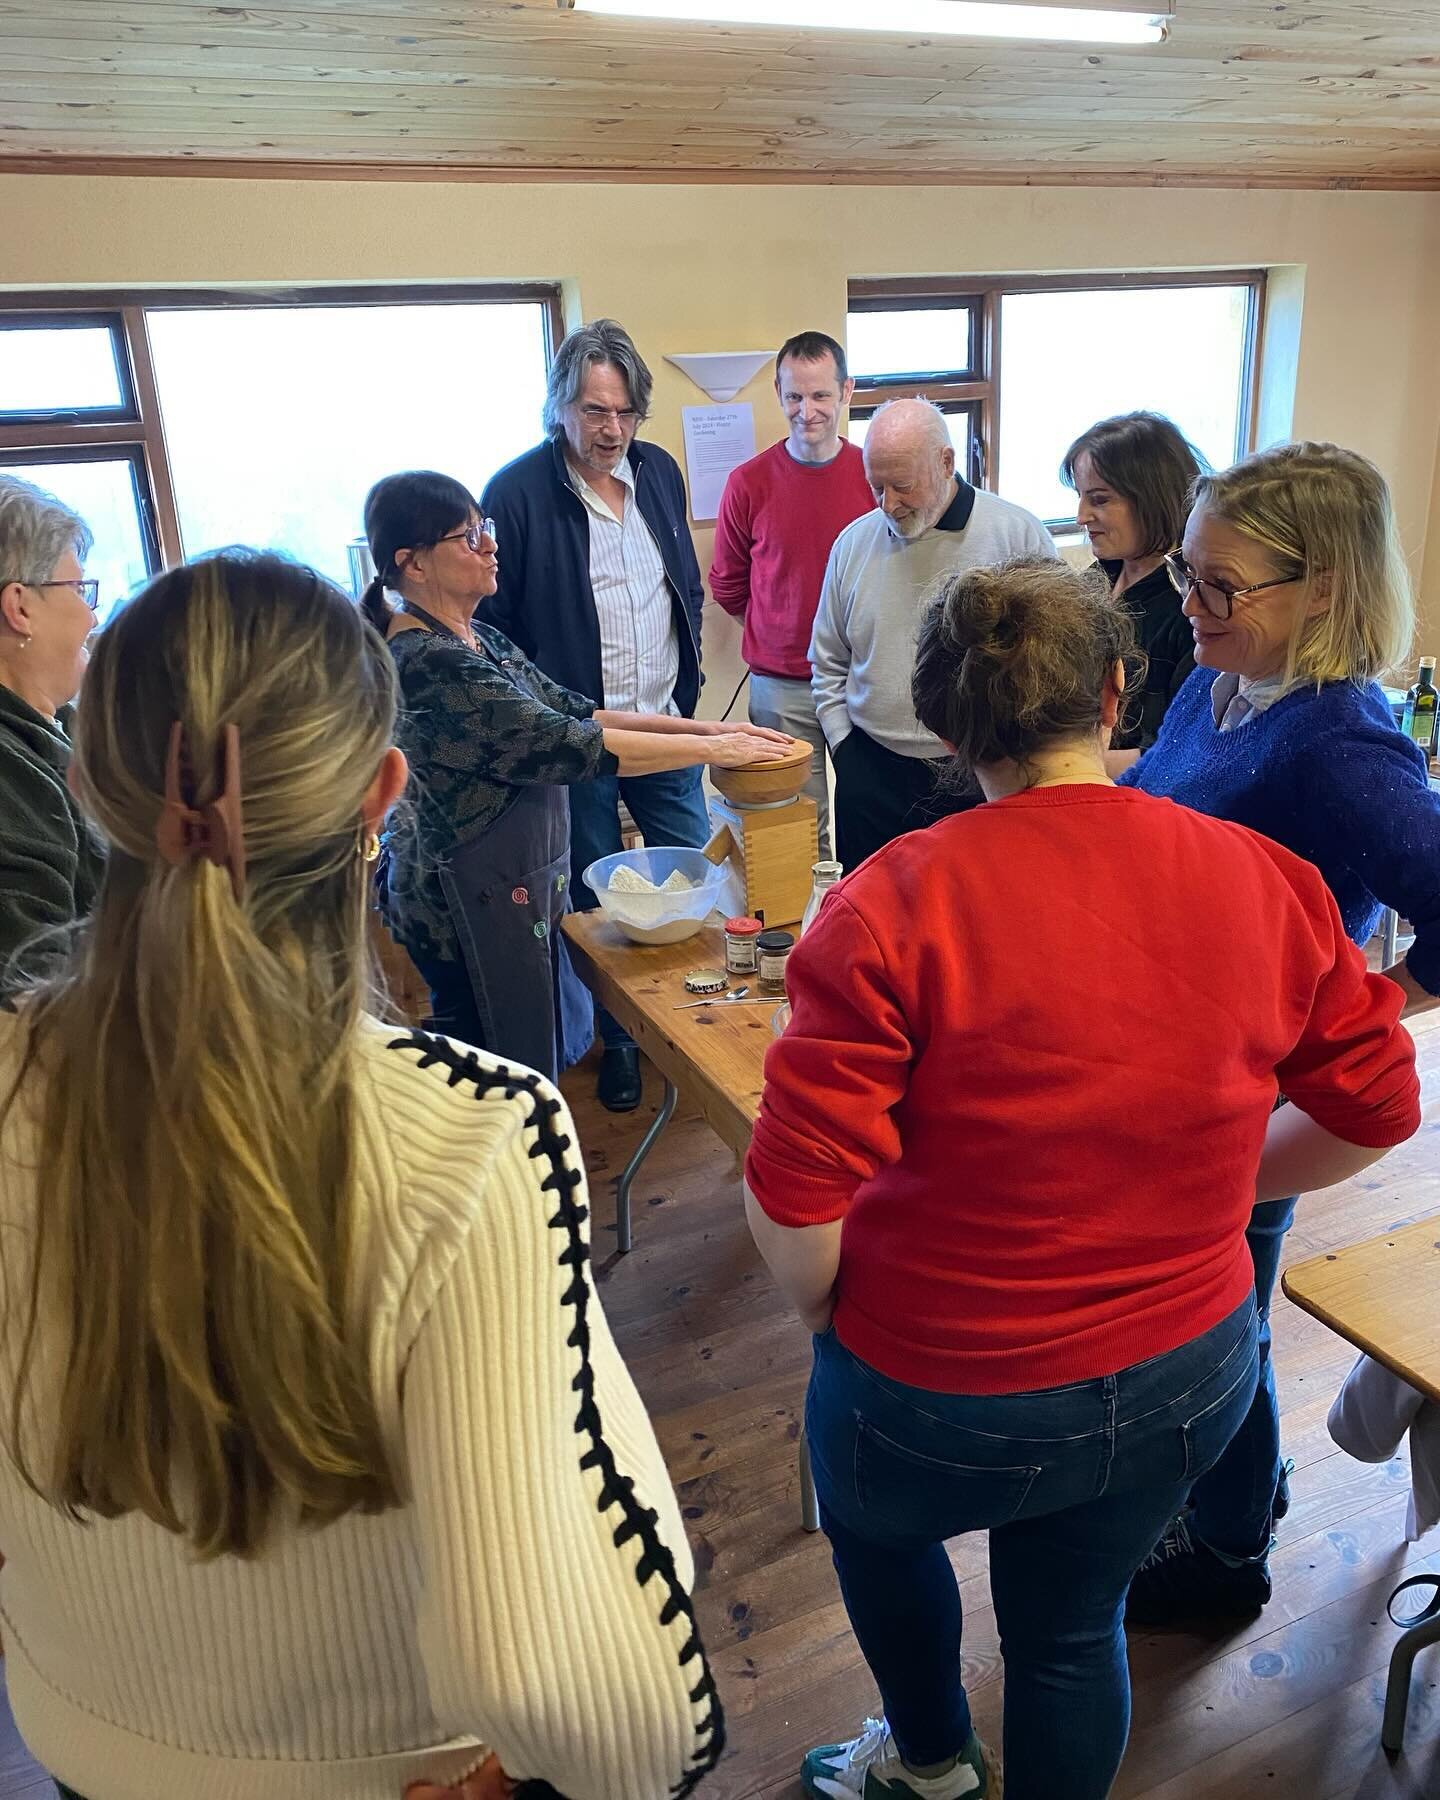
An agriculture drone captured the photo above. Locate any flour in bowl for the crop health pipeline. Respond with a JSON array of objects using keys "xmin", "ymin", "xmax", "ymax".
[{"xmin": 608, "ymin": 866, "xmax": 700, "ymax": 895}]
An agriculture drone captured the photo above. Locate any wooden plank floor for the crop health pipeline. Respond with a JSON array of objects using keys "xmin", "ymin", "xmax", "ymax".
[{"xmin": 564, "ymin": 1003, "xmax": 1440, "ymax": 1800}]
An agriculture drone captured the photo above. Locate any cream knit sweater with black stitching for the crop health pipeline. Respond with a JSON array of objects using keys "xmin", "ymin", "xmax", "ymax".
[{"xmin": 0, "ymin": 1013, "xmax": 721, "ymax": 1800}]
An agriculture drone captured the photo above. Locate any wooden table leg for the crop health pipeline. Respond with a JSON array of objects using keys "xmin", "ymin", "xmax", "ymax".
[{"xmin": 615, "ymin": 1076, "xmax": 678, "ymax": 1254}]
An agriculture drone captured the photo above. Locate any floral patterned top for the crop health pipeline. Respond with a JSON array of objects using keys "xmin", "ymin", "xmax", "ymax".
[{"xmin": 380, "ymin": 615, "xmax": 617, "ymax": 967}]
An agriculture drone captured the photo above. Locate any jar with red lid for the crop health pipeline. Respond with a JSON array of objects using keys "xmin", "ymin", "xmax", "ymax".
[{"xmin": 723, "ymin": 915, "xmax": 763, "ymax": 976}]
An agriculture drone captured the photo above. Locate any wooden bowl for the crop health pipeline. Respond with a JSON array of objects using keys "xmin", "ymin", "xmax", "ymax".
[{"xmin": 709, "ymin": 738, "xmax": 814, "ymax": 808}]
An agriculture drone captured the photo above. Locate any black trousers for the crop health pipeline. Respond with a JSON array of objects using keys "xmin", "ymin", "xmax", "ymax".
[{"xmin": 831, "ymin": 724, "xmax": 981, "ymax": 871}]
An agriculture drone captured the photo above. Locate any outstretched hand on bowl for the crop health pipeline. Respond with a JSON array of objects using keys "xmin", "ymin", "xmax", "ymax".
[
  {"xmin": 689, "ymin": 719, "xmax": 794, "ymax": 748},
  {"xmin": 706, "ymin": 732, "xmax": 800, "ymax": 769}
]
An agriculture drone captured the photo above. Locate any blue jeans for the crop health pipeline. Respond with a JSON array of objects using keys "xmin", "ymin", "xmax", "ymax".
[
  {"xmin": 807, "ymin": 1299, "xmax": 1259, "ymax": 1800},
  {"xmin": 569, "ymin": 764, "xmax": 711, "ymax": 1049},
  {"xmin": 1188, "ymin": 1195, "xmax": 1298, "ymax": 1559}
]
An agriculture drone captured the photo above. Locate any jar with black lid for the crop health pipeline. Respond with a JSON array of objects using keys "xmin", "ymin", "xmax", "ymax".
[{"xmin": 756, "ymin": 928, "xmax": 795, "ymax": 996}]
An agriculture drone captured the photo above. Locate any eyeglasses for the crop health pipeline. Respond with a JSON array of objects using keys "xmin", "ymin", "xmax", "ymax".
[
  {"xmin": 435, "ymin": 519, "xmax": 497, "ymax": 554},
  {"xmin": 577, "ymin": 405, "xmax": 641, "ymax": 427},
  {"xmin": 1, "ymin": 576, "xmax": 100, "ymax": 613},
  {"xmin": 1163, "ymin": 551, "xmax": 1302, "ymax": 622}
]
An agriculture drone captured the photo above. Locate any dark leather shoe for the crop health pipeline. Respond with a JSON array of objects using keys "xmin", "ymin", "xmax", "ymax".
[{"xmin": 597, "ymin": 1046, "xmax": 642, "ymax": 1113}]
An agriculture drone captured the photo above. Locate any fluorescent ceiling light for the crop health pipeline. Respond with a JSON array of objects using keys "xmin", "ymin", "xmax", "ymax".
[{"xmin": 565, "ymin": 1, "xmax": 1169, "ymax": 46}]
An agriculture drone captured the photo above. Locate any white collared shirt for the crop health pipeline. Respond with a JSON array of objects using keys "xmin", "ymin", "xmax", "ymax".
[
  {"xmin": 1211, "ymin": 670, "xmax": 1287, "ymax": 733},
  {"xmin": 568, "ymin": 455, "xmax": 680, "ymax": 716}
]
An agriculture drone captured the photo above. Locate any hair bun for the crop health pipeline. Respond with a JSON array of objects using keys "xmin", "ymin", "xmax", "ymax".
[{"xmin": 941, "ymin": 563, "xmax": 1031, "ymax": 659}]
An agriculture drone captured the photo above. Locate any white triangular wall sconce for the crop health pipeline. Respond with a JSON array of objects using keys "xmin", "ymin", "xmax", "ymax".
[{"xmin": 665, "ymin": 351, "xmax": 773, "ymax": 403}]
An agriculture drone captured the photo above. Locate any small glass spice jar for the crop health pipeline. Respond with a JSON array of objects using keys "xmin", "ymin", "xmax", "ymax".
[
  {"xmin": 756, "ymin": 928, "xmax": 796, "ymax": 996},
  {"xmin": 724, "ymin": 915, "xmax": 763, "ymax": 976}
]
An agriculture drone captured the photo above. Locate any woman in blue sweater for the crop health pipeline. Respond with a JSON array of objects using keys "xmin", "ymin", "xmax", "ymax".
[{"xmin": 1119, "ymin": 441, "xmax": 1440, "ymax": 1624}]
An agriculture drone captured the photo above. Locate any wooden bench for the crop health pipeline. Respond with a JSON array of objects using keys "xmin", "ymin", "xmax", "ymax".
[{"xmin": 1283, "ymin": 1217, "xmax": 1440, "ymax": 1753}]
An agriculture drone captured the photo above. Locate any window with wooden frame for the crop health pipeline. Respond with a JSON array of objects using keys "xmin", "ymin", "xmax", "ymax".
[
  {"xmin": 846, "ymin": 271, "xmax": 1265, "ymax": 532},
  {"xmin": 0, "ymin": 285, "xmax": 563, "ymax": 621}
]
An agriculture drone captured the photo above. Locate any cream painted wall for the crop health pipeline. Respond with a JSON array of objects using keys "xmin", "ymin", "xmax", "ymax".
[{"xmin": 3, "ymin": 174, "xmax": 1438, "ymax": 706}]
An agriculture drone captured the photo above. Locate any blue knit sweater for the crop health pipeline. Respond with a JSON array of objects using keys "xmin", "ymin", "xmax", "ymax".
[{"xmin": 1120, "ymin": 668, "xmax": 1440, "ymax": 993}]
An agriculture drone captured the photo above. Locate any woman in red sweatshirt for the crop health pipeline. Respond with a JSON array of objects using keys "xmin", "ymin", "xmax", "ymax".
[{"xmin": 743, "ymin": 558, "xmax": 1419, "ymax": 1800}]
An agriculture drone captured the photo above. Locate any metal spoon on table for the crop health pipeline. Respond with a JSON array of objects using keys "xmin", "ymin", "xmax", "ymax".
[{"xmin": 673, "ymin": 984, "xmax": 771, "ymax": 1011}]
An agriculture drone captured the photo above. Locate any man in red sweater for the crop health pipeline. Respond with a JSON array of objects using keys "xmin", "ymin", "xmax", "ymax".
[{"xmin": 709, "ymin": 331, "xmax": 874, "ymax": 858}]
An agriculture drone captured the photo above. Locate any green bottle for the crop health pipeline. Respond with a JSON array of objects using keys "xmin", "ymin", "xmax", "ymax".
[{"xmin": 1401, "ymin": 656, "xmax": 1438, "ymax": 756}]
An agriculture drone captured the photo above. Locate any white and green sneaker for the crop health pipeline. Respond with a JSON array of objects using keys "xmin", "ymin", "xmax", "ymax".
[{"xmin": 800, "ymin": 1716, "xmax": 989, "ymax": 1800}]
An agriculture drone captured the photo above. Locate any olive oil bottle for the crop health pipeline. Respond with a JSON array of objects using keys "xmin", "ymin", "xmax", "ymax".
[{"xmin": 1401, "ymin": 657, "xmax": 1438, "ymax": 757}]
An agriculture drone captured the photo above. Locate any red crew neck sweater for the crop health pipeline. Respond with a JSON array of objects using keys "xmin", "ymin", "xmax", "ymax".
[
  {"xmin": 745, "ymin": 785, "xmax": 1419, "ymax": 1395},
  {"xmin": 709, "ymin": 439, "xmax": 874, "ymax": 680}
]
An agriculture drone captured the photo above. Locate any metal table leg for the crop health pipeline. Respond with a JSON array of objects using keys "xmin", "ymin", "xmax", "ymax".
[
  {"xmin": 614, "ymin": 1075, "xmax": 678, "ymax": 1254},
  {"xmin": 799, "ymin": 1428, "xmax": 821, "ymax": 1533},
  {"xmin": 1382, "ymin": 1609, "xmax": 1440, "ymax": 1753},
  {"xmin": 1381, "ymin": 906, "xmax": 1399, "ymax": 968}
]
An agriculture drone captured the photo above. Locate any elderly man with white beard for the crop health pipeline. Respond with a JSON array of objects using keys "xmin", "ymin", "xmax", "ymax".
[{"xmin": 810, "ymin": 398, "xmax": 1057, "ymax": 870}]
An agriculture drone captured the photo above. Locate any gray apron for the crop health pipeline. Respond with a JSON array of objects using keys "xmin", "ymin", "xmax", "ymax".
[{"xmin": 439, "ymin": 778, "xmax": 596, "ymax": 1083}]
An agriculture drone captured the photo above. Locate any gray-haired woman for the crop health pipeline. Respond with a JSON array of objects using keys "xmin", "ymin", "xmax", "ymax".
[{"xmin": 0, "ymin": 475, "xmax": 103, "ymax": 983}]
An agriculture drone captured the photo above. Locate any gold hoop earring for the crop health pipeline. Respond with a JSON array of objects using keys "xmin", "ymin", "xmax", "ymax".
[{"xmin": 360, "ymin": 830, "xmax": 381, "ymax": 863}]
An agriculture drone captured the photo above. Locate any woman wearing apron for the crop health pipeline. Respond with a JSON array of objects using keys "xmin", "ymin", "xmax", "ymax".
[{"xmin": 359, "ymin": 470, "xmax": 786, "ymax": 1082}]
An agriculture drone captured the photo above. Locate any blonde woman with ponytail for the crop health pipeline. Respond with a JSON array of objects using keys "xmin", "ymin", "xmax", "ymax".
[
  {"xmin": 0, "ymin": 551, "xmax": 721, "ymax": 1800},
  {"xmin": 1117, "ymin": 441, "xmax": 1440, "ymax": 1630}
]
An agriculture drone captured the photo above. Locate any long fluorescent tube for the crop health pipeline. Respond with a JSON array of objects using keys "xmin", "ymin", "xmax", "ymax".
[{"xmin": 565, "ymin": 1, "xmax": 1169, "ymax": 45}]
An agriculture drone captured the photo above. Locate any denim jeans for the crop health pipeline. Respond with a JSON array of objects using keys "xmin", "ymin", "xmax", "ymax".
[
  {"xmin": 1188, "ymin": 1194, "xmax": 1298, "ymax": 1559},
  {"xmin": 806, "ymin": 1299, "xmax": 1259, "ymax": 1800},
  {"xmin": 569, "ymin": 764, "xmax": 711, "ymax": 1049}
]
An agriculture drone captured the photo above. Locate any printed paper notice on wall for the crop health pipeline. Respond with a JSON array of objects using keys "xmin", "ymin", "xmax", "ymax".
[{"xmin": 681, "ymin": 403, "xmax": 756, "ymax": 522}]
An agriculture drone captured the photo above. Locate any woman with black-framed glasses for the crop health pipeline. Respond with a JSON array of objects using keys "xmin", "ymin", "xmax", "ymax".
[
  {"xmin": 0, "ymin": 473, "xmax": 104, "ymax": 987},
  {"xmin": 1116, "ymin": 441, "xmax": 1440, "ymax": 1630},
  {"xmin": 358, "ymin": 469, "xmax": 789, "ymax": 1083}
]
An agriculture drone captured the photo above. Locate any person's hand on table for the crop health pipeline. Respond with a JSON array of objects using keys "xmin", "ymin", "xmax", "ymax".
[{"xmin": 405, "ymin": 1753, "xmax": 514, "ymax": 1800}]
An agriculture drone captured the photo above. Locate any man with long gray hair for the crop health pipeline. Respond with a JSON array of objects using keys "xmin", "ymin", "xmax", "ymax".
[{"xmin": 481, "ymin": 319, "xmax": 713, "ymax": 1112}]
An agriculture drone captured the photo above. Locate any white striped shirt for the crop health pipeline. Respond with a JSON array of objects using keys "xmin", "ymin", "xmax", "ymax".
[{"xmin": 568, "ymin": 455, "xmax": 680, "ymax": 716}]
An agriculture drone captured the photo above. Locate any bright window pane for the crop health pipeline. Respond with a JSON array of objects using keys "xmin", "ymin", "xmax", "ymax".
[
  {"xmin": 0, "ymin": 458, "xmax": 151, "ymax": 624},
  {"xmin": 146, "ymin": 303, "xmax": 551, "ymax": 588},
  {"xmin": 846, "ymin": 307, "xmax": 972, "ymax": 381},
  {"xmin": 0, "ymin": 324, "xmax": 125, "ymax": 415},
  {"xmin": 850, "ymin": 408, "xmax": 972, "ymax": 471},
  {"xmin": 998, "ymin": 285, "xmax": 1251, "ymax": 525}
]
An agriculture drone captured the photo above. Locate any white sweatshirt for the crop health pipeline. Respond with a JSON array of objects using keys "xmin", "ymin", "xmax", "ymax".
[
  {"xmin": 0, "ymin": 1012, "xmax": 720, "ymax": 1800},
  {"xmin": 810, "ymin": 487, "xmax": 1057, "ymax": 759}
]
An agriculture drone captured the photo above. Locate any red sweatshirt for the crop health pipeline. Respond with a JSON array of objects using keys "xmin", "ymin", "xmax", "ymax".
[
  {"xmin": 709, "ymin": 439, "xmax": 874, "ymax": 679},
  {"xmin": 745, "ymin": 785, "xmax": 1420, "ymax": 1395}
]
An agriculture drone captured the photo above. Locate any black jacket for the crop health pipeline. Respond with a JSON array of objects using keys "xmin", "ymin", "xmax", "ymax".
[
  {"xmin": 0, "ymin": 684, "xmax": 104, "ymax": 987},
  {"xmin": 479, "ymin": 436, "xmax": 704, "ymax": 718},
  {"xmin": 1099, "ymin": 559, "xmax": 1196, "ymax": 751}
]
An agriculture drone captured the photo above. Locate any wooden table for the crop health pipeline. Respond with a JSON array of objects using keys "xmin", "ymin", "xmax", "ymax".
[
  {"xmin": 563, "ymin": 911, "xmax": 820, "ymax": 1532},
  {"xmin": 562, "ymin": 913, "xmax": 778, "ymax": 1249},
  {"xmin": 1283, "ymin": 1218, "xmax": 1440, "ymax": 1751}
]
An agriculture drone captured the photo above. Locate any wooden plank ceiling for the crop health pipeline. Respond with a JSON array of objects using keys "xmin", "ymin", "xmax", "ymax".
[{"xmin": 0, "ymin": 0, "xmax": 1437, "ymax": 188}]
